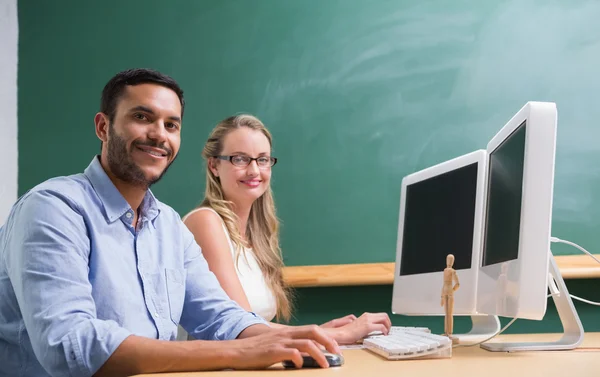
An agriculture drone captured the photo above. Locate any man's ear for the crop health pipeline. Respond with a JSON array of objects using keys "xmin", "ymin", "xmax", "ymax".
[{"xmin": 95, "ymin": 112, "xmax": 110, "ymax": 143}]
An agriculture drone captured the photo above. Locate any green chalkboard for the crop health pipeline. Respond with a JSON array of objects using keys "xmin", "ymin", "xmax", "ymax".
[{"xmin": 18, "ymin": 0, "xmax": 600, "ymax": 267}]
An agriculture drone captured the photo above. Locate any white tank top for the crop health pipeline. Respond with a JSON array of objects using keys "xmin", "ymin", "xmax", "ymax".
[{"xmin": 183, "ymin": 207, "xmax": 277, "ymax": 322}]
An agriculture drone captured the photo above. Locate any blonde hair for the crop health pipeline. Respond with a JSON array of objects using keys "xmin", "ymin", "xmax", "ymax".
[{"xmin": 200, "ymin": 114, "xmax": 293, "ymax": 321}]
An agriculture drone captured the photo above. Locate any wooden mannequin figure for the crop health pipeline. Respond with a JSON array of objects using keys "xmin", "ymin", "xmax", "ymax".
[{"xmin": 441, "ymin": 254, "xmax": 460, "ymax": 344}]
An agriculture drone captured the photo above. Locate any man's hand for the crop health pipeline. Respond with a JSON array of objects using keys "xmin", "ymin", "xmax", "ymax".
[
  {"xmin": 325, "ymin": 312, "xmax": 392, "ymax": 345},
  {"xmin": 320, "ymin": 314, "xmax": 357, "ymax": 329},
  {"xmin": 232, "ymin": 325, "xmax": 341, "ymax": 369}
]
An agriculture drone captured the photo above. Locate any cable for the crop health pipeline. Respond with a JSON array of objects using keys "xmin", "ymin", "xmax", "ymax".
[
  {"xmin": 548, "ymin": 292, "xmax": 600, "ymax": 305},
  {"xmin": 550, "ymin": 237, "xmax": 600, "ymax": 265},
  {"xmin": 550, "ymin": 236, "xmax": 600, "ymax": 306},
  {"xmin": 451, "ymin": 237, "xmax": 598, "ymax": 350},
  {"xmin": 570, "ymin": 294, "xmax": 600, "ymax": 306},
  {"xmin": 451, "ymin": 237, "xmax": 596, "ymax": 349},
  {"xmin": 453, "ymin": 317, "xmax": 518, "ymax": 348}
]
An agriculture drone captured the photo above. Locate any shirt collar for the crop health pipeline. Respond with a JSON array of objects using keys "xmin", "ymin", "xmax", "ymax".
[{"xmin": 83, "ymin": 156, "xmax": 161, "ymax": 224}]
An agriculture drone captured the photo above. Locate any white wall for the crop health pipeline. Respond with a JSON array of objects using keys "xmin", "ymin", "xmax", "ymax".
[{"xmin": 0, "ymin": 0, "xmax": 18, "ymax": 225}]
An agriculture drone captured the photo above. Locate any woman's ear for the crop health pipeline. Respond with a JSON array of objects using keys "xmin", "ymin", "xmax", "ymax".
[{"xmin": 208, "ymin": 157, "xmax": 219, "ymax": 177}]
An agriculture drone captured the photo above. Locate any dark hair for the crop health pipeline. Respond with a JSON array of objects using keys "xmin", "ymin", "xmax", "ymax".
[{"xmin": 100, "ymin": 68, "xmax": 185, "ymax": 123}]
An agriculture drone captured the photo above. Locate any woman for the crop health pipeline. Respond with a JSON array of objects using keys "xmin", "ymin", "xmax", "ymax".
[{"xmin": 183, "ymin": 114, "xmax": 390, "ymax": 344}]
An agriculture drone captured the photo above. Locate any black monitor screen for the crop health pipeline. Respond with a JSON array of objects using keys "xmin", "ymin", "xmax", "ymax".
[
  {"xmin": 482, "ymin": 121, "xmax": 527, "ymax": 266},
  {"xmin": 399, "ymin": 162, "xmax": 478, "ymax": 276}
]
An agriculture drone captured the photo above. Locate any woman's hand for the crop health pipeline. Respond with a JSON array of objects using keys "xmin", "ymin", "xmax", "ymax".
[
  {"xmin": 320, "ymin": 314, "xmax": 357, "ymax": 329},
  {"xmin": 325, "ymin": 312, "xmax": 392, "ymax": 345}
]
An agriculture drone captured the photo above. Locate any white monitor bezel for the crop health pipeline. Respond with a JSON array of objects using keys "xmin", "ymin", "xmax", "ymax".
[
  {"xmin": 392, "ymin": 149, "xmax": 487, "ymax": 316},
  {"xmin": 476, "ymin": 101, "xmax": 557, "ymax": 320}
]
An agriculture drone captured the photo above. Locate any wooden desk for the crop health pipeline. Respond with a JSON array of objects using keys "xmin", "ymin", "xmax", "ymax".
[
  {"xmin": 283, "ymin": 254, "xmax": 600, "ymax": 288},
  {"xmin": 135, "ymin": 333, "xmax": 600, "ymax": 377}
]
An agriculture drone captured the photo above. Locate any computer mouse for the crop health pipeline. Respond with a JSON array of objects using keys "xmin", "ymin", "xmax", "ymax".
[{"xmin": 282, "ymin": 351, "xmax": 344, "ymax": 368}]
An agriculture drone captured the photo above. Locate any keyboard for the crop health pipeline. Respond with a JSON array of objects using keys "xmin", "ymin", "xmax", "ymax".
[
  {"xmin": 366, "ymin": 326, "xmax": 431, "ymax": 337},
  {"xmin": 363, "ymin": 328, "xmax": 452, "ymax": 360}
]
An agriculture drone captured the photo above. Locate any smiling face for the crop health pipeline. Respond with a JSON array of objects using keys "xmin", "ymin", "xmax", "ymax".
[
  {"xmin": 95, "ymin": 83, "xmax": 182, "ymax": 188},
  {"xmin": 209, "ymin": 127, "xmax": 272, "ymax": 207}
]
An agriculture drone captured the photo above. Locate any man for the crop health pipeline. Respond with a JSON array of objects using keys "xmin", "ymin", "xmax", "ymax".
[{"xmin": 0, "ymin": 68, "xmax": 340, "ymax": 377}]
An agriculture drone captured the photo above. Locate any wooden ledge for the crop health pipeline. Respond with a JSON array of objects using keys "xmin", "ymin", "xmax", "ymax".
[{"xmin": 283, "ymin": 254, "xmax": 600, "ymax": 288}]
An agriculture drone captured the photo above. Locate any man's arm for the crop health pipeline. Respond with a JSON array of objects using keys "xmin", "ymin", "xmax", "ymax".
[
  {"xmin": 96, "ymin": 325, "xmax": 342, "ymax": 375},
  {"xmin": 177, "ymin": 220, "xmax": 272, "ymax": 341},
  {"xmin": 183, "ymin": 209, "xmax": 254, "ymax": 312},
  {"xmin": 4, "ymin": 190, "xmax": 132, "ymax": 376},
  {"xmin": 93, "ymin": 331, "xmax": 249, "ymax": 376},
  {"xmin": 7, "ymin": 191, "xmax": 255, "ymax": 376}
]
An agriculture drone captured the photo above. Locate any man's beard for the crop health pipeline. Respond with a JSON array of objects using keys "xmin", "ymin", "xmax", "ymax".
[{"xmin": 106, "ymin": 123, "xmax": 176, "ymax": 189}]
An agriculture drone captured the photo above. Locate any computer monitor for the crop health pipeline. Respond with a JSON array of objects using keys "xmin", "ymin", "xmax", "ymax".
[
  {"xmin": 391, "ymin": 150, "xmax": 501, "ymax": 343},
  {"xmin": 476, "ymin": 101, "xmax": 583, "ymax": 351},
  {"xmin": 392, "ymin": 150, "xmax": 486, "ymax": 317}
]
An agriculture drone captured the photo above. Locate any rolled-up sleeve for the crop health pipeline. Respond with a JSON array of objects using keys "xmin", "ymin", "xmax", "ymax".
[
  {"xmin": 178, "ymin": 225, "xmax": 268, "ymax": 340},
  {"xmin": 4, "ymin": 190, "xmax": 131, "ymax": 377}
]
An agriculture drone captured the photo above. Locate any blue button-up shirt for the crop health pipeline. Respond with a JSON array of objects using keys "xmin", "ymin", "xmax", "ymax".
[{"xmin": 0, "ymin": 156, "xmax": 267, "ymax": 377}]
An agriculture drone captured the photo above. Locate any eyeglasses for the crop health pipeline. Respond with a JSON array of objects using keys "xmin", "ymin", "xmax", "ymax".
[{"xmin": 214, "ymin": 155, "xmax": 278, "ymax": 168}]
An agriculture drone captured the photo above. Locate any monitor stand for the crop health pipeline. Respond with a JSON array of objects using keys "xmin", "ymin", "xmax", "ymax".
[
  {"xmin": 481, "ymin": 251, "xmax": 584, "ymax": 352},
  {"xmin": 455, "ymin": 314, "xmax": 501, "ymax": 346}
]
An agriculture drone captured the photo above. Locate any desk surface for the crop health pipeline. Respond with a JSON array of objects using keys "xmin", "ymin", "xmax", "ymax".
[{"xmin": 135, "ymin": 333, "xmax": 600, "ymax": 377}]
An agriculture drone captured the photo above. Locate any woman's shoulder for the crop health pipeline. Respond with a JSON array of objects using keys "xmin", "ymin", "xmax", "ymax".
[
  {"xmin": 182, "ymin": 206, "xmax": 222, "ymax": 224},
  {"xmin": 182, "ymin": 206, "xmax": 229, "ymax": 237},
  {"xmin": 183, "ymin": 206, "xmax": 235, "ymax": 251}
]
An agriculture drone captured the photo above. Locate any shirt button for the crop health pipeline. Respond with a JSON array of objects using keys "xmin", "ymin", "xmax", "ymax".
[
  {"xmin": 126, "ymin": 212, "xmax": 133, "ymax": 218},
  {"xmin": 154, "ymin": 312, "xmax": 159, "ymax": 318}
]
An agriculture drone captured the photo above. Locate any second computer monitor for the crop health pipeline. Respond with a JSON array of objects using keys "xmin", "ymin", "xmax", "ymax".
[
  {"xmin": 392, "ymin": 150, "xmax": 487, "ymax": 316},
  {"xmin": 477, "ymin": 101, "xmax": 557, "ymax": 320}
]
